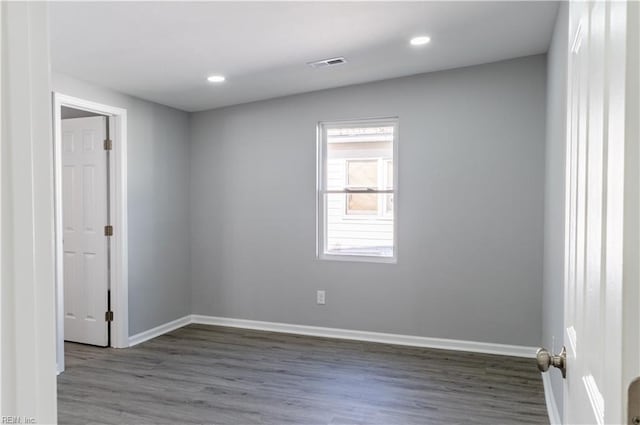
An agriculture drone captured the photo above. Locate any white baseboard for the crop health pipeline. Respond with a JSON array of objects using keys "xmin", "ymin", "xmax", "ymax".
[
  {"xmin": 190, "ymin": 315, "xmax": 537, "ymax": 358},
  {"xmin": 541, "ymin": 372, "xmax": 562, "ymax": 425},
  {"xmin": 127, "ymin": 314, "xmax": 537, "ymax": 358},
  {"xmin": 128, "ymin": 315, "xmax": 192, "ymax": 347}
]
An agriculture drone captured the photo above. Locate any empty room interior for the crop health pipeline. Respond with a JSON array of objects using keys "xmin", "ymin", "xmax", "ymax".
[{"xmin": 3, "ymin": 1, "xmax": 640, "ymax": 424}]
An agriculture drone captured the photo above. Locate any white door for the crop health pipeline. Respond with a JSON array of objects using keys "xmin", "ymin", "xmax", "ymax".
[
  {"xmin": 61, "ymin": 116, "xmax": 109, "ymax": 347},
  {"xmin": 564, "ymin": 1, "xmax": 638, "ymax": 423}
]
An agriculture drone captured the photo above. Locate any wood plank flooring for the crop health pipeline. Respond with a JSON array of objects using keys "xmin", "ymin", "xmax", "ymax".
[{"xmin": 58, "ymin": 324, "xmax": 549, "ymax": 425}]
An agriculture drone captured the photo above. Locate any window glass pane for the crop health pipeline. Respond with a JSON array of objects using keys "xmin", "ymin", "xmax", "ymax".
[
  {"xmin": 347, "ymin": 160, "xmax": 377, "ymax": 187},
  {"xmin": 325, "ymin": 193, "xmax": 394, "ymax": 257},
  {"xmin": 346, "ymin": 160, "xmax": 378, "ymax": 215},
  {"xmin": 385, "ymin": 160, "xmax": 393, "ymax": 188},
  {"xmin": 326, "ymin": 126, "xmax": 393, "ymax": 190},
  {"xmin": 347, "ymin": 193, "xmax": 378, "ymax": 215},
  {"xmin": 385, "ymin": 194, "xmax": 394, "ymax": 216},
  {"xmin": 385, "ymin": 161, "xmax": 393, "ymax": 215}
]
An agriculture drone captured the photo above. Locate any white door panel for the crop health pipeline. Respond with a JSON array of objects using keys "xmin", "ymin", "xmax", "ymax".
[
  {"xmin": 62, "ymin": 116, "xmax": 109, "ymax": 347},
  {"xmin": 564, "ymin": 1, "xmax": 630, "ymax": 423}
]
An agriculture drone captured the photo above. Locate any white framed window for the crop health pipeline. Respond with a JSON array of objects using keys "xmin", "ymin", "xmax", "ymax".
[{"xmin": 317, "ymin": 118, "xmax": 398, "ymax": 263}]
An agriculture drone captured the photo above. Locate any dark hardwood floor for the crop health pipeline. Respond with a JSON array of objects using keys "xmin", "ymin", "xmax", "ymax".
[{"xmin": 58, "ymin": 324, "xmax": 549, "ymax": 425}]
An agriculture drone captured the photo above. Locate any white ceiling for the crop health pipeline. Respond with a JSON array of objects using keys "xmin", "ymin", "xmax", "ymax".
[{"xmin": 50, "ymin": 1, "xmax": 558, "ymax": 112}]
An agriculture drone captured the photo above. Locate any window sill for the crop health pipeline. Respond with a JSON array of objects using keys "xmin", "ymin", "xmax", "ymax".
[
  {"xmin": 340, "ymin": 216, "xmax": 394, "ymax": 221},
  {"xmin": 318, "ymin": 252, "xmax": 397, "ymax": 264}
]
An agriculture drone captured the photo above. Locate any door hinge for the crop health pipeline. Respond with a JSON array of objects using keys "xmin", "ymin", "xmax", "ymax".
[
  {"xmin": 105, "ymin": 311, "xmax": 114, "ymax": 322},
  {"xmin": 104, "ymin": 225, "xmax": 113, "ymax": 236},
  {"xmin": 104, "ymin": 139, "xmax": 113, "ymax": 151}
]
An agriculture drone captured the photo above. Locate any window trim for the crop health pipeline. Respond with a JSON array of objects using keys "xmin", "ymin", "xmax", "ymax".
[{"xmin": 316, "ymin": 117, "xmax": 399, "ymax": 264}]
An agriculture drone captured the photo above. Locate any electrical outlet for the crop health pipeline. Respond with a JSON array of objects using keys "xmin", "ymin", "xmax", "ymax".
[{"xmin": 316, "ymin": 290, "xmax": 326, "ymax": 305}]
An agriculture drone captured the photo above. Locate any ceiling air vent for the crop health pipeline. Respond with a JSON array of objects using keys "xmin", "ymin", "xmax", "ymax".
[{"xmin": 307, "ymin": 57, "xmax": 347, "ymax": 68}]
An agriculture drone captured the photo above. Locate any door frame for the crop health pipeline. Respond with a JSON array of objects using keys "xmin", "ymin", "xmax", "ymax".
[{"xmin": 52, "ymin": 92, "xmax": 128, "ymax": 373}]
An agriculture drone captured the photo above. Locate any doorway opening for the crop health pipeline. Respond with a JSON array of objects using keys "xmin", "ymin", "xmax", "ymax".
[{"xmin": 53, "ymin": 93, "xmax": 129, "ymax": 374}]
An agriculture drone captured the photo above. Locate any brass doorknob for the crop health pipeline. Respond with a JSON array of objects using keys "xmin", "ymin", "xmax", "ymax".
[{"xmin": 536, "ymin": 346, "xmax": 566, "ymax": 378}]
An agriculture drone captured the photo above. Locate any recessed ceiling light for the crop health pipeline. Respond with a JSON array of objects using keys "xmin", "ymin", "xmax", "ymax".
[
  {"xmin": 207, "ymin": 75, "xmax": 226, "ymax": 83},
  {"xmin": 410, "ymin": 36, "xmax": 431, "ymax": 46}
]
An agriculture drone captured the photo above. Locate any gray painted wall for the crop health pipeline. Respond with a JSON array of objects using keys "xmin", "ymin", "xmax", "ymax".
[
  {"xmin": 61, "ymin": 105, "xmax": 104, "ymax": 119},
  {"xmin": 543, "ymin": 2, "xmax": 568, "ymax": 415},
  {"xmin": 189, "ymin": 55, "xmax": 547, "ymax": 347},
  {"xmin": 52, "ymin": 73, "xmax": 191, "ymax": 336}
]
